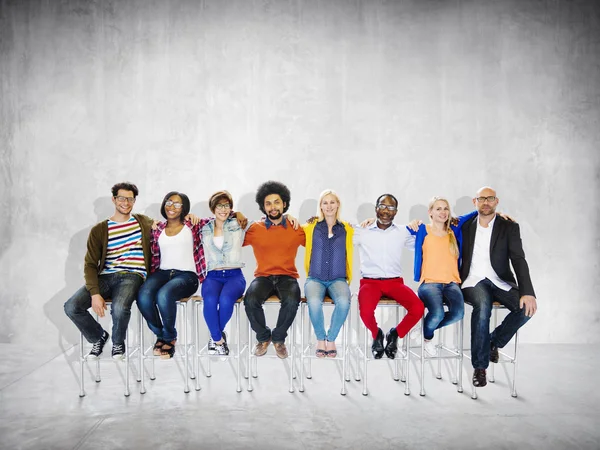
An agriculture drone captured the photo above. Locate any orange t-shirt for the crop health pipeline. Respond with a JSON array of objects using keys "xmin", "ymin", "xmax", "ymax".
[
  {"xmin": 420, "ymin": 226, "xmax": 461, "ymax": 284},
  {"xmin": 243, "ymin": 221, "xmax": 306, "ymax": 278}
]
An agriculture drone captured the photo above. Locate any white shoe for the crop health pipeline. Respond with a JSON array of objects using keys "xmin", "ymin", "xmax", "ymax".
[
  {"xmin": 410, "ymin": 324, "xmax": 422, "ymax": 340},
  {"xmin": 208, "ymin": 337, "xmax": 217, "ymax": 355},
  {"xmin": 424, "ymin": 340, "xmax": 437, "ymax": 357}
]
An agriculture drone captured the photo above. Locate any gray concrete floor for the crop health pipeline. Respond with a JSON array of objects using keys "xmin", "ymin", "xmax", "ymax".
[{"xmin": 1, "ymin": 341, "xmax": 599, "ymax": 450}]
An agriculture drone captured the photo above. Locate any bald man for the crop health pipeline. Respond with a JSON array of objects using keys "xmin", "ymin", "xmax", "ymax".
[{"xmin": 460, "ymin": 187, "xmax": 537, "ymax": 388}]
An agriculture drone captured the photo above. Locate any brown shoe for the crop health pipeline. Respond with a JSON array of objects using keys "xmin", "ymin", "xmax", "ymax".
[
  {"xmin": 274, "ymin": 342, "xmax": 288, "ymax": 359},
  {"xmin": 254, "ymin": 339, "xmax": 271, "ymax": 356}
]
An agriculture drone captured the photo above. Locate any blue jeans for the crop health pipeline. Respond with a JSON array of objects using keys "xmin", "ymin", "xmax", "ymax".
[
  {"xmin": 201, "ymin": 269, "xmax": 246, "ymax": 341},
  {"xmin": 462, "ymin": 278, "xmax": 531, "ymax": 370},
  {"xmin": 244, "ymin": 275, "xmax": 301, "ymax": 343},
  {"xmin": 64, "ymin": 272, "xmax": 143, "ymax": 345},
  {"xmin": 137, "ymin": 269, "xmax": 199, "ymax": 342},
  {"xmin": 304, "ymin": 277, "xmax": 351, "ymax": 342},
  {"xmin": 417, "ymin": 282, "xmax": 464, "ymax": 341}
]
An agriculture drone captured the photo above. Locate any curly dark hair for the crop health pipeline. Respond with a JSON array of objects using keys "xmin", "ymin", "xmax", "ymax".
[
  {"xmin": 376, "ymin": 193, "xmax": 398, "ymax": 207},
  {"xmin": 111, "ymin": 182, "xmax": 139, "ymax": 198},
  {"xmin": 160, "ymin": 191, "xmax": 191, "ymax": 222},
  {"xmin": 255, "ymin": 181, "xmax": 291, "ymax": 214}
]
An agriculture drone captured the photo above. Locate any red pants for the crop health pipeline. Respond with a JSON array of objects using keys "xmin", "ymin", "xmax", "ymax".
[{"xmin": 358, "ymin": 277, "xmax": 424, "ymax": 339}]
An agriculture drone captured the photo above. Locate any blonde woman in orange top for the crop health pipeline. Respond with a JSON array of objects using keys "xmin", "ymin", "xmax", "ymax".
[{"xmin": 407, "ymin": 197, "xmax": 477, "ymax": 356}]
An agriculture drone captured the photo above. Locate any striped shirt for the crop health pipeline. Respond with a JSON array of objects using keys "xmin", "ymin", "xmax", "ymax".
[{"xmin": 101, "ymin": 216, "xmax": 147, "ymax": 278}]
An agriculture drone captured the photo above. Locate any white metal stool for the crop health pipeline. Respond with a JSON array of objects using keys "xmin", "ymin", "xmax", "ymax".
[
  {"xmin": 139, "ymin": 296, "xmax": 194, "ymax": 393},
  {"xmin": 192, "ymin": 295, "xmax": 248, "ymax": 393},
  {"xmin": 409, "ymin": 311, "xmax": 464, "ymax": 397},
  {"xmin": 298, "ymin": 296, "xmax": 351, "ymax": 396},
  {"xmin": 463, "ymin": 301, "xmax": 520, "ymax": 399},
  {"xmin": 78, "ymin": 299, "xmax": 143, "ymax": 397},
  {"xmin": 247, "ymin": 295, "xmax": 296, "ymax": 393},
  {"xmin": 355, "ymin": 297, "xmax": 410, "ymax": 396}
]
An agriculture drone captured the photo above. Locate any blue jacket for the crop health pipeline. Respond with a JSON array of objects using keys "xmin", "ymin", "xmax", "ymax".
[{"xmin": 407, "ymin": 211, "xmax": 478, "ymax": 283}]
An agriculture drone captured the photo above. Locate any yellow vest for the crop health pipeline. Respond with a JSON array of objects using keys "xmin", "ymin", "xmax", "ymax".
[{"xmin": 302, "ymin": 220, "xmax": 354, "ymax": 283}]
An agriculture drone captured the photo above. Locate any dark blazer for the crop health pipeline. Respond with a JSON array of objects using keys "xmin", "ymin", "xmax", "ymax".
[{"xmin": 460, "ymin": 215, "xmax": 535, "ymax": 297}]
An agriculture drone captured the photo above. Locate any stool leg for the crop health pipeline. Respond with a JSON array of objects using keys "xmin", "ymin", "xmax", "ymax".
[
  {"xmin": 299, "ymin": 303, "xmax": 305, "ymax": 392},
  {"xmin": 354, "ymin": 296, "xmax": 361, "ymax": 382},
  {"xmin": 511, "ymin": 330, "xmax": 519, "ymax": 398},
  {"xmin": 436, "ymin": 328, "xmax": 442, "ymax": 380},
  {"xmin": 79, "ymin": 333, "xmax": 86, "ymax": 397},
  {"xmin": 403, "ymin": 334, "xmax": 410, "ymax": 396},
  {"xmin": 289, "ymin": 320, "xmax": 295, "ymax": 393},
  {"xmin": 247, "ymin": 319, "xmax": 253, "ymax": 391},
  {"xmin": 340, "ymin": 319, "xmax": 347, "ymax": 396},
  {"xmin": 124, "ymin": 330, "xmax": 131, "ymax": 397},
  {"xmin": 236, "ymin": 302, "xmax": 242, "ymax": 393},
  {"xmin": 95, "ymin": 355, "xmax": 101, "ymax": 382},
  {"xmin": 139, "ymin": 309, "xmax": 146, "ymax": 394},
  {"xmin": 189, "ymin": 301, "xmax": 196, "ymax": 381},
  {"xmin": 194, "ymin": 301, "xmax": 202, "ymax": 391},
  {"xmin": 457, "ymin": 318, "xmax": 464, "ymax": 393},
  {"xmin": 420, "ymin": 316, "xmax": 426, "ymax": 397},
  {"xmin": 400, "ymin": 309, "xmax": 406, "ymax": 383},
  {"xmin": 307, "ymin": 318, "xmax": 313, "ymax": 379},
  {"xmin": 362, "ymin": 324, "xmax": 368, "ymax": 396},
  {"xmin": 183, "ymin": 303, "xmax": 190, "ymax": 393},
  {"xmin": 490, "ymin": 308, "xmax": 497, "ymax": 383},
  {"xmin": 344, "ymin": 306, "xmax": 351, "ymax": 383},
  {"xmin": 393, "ymin": 307, "xmax": 400, "ymax": 382}
]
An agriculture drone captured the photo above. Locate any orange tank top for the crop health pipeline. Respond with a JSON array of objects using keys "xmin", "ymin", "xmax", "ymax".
[{"xmin": 420, "ymin": 225, "xmax": 461, "ymax": 284}]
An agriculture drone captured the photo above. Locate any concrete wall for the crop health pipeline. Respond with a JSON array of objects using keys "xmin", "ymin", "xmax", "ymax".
[{"xmin": 1, "ymin": 0, "xmax": 599, "ymax": 361}]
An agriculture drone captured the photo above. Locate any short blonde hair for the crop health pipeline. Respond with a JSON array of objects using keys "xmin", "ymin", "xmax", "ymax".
[
  {"xmin": 428, "ymin": 196, "xmax": 459, "ymax": 258},
  {"xmin": 317, "ymin": 189, "xmax": 342, "ymax": 221}
]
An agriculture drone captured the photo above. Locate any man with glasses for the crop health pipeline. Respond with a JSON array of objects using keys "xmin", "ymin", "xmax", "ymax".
[
  {"xmin": 64, "ymin": 182, "xmax": 153, "ymax": 360},
  {"xmin": 355, "ymin": 194, "xmax": 424, "ymax": 359},
  {"xmin": 460, "ymin": 186, "xmax": 537, "ymax": 388}
]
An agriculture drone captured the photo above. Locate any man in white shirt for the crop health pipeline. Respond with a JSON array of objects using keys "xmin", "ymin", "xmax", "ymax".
[
  {"xmin": 460, "ymin": 186, "xmax": 537, "ymax": 388},
  {"xmin": 355, "ymin": 194, "xmax": 424, "ymax": 359}
]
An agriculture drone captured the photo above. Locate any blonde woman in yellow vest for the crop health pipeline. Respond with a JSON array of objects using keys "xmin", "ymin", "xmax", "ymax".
[{"xmin": 302, "ymin": 190, "xmax": 354, "ymax": 358}]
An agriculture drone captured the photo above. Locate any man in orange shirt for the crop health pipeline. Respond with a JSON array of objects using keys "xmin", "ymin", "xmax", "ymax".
[{"xmin": 243, "ymin": 181, "xmax": 306, "ymax": 359}]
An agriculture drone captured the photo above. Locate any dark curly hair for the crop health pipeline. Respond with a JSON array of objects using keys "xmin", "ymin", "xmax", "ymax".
[
  {"xmin": 255, "ymin": 181, "xmax": 291, "ymax": 215},
  {"xmin": 160, "ymin": 191, "xmax": 191, "ymax": 222},
  {"xmin": 111, "ymin": 182, "xmax": 139, "ymax": 198},
  {"xmin": 376, "ymin": 193, "xmax": 398, "ymax": 207}
]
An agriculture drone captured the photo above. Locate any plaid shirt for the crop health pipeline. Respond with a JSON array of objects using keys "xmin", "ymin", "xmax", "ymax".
[{"xmin": 150, "ymin": 218, "xmax": 213, "ymax": 282}]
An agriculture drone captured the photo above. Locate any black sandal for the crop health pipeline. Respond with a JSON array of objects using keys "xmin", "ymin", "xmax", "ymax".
[
  {"xmin": 160, "ymin": 341, "xmax": 176, "ymax": 359},
  {"xmin": 153, "ymin": 339, "xmax": 166, "ymax": 356}
]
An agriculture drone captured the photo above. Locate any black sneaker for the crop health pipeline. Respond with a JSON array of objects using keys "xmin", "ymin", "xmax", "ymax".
[
  {"xmin": 371, "ymin": 328, "xmax": 385, "ymax": 359},
  {"xmin": 384, "ymin": 327, "xmax": 399, "ymax": 359},
  {"xmin": 86, "ymin": 330, "xmax": 109, "ymax": 360},
  {"xmin": 215, "ymin": 341, "xmax": 230, "ymax": 356},
  {"xmin": 221, "ymin": 331, "xmax": 227, "ymax": 343},
  {"xmin": 490, "ymin": 342, "xmax": 499, "ymax": 364},
  {"xmin": 112, "ymin": 343, "xmax": 126, "ymax": 361},
  {"xmin": 473, "ymin": 368, "xmax": 487, "ymax": 387}
]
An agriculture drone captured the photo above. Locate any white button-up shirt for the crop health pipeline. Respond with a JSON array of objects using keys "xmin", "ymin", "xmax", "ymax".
[
  {"xmin": 462, "ymin": 215, "xmax": 512, "ymax": 291},
  {"xmin": 354, "ymin": 222, "xmax": 416, "ymax": 278}
]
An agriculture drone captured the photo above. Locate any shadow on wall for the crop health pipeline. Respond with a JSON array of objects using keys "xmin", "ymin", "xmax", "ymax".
[
  {"xmin": 42, "ymin": 196, "xmax": 114, "ymax": 373},
  {"xmin": 454, "ymin": 196, "xmax": 473, "ymax": 216}
]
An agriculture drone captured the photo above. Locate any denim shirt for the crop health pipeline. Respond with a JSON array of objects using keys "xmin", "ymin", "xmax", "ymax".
[{"xmin": 201, "ymin": 218, "xmax": 246, "ymax": 271}]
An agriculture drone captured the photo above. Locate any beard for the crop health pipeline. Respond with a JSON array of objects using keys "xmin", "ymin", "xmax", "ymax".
[{"xmin": 268, "ymin": 210, "xmax": 283, "ymax": 220}]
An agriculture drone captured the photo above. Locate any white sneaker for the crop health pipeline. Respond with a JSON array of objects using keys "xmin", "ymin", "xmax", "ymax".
[
  {"xmin": 424, "ymin": 340, "xmax": 437, "ymax": 357},
  {"xmin": 208, "ymin": 337, "xmax": 217, "ymax": 355},
  {"xmin": 410, "ymin": 324, "xmax": 422, "ymax": 340}
]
